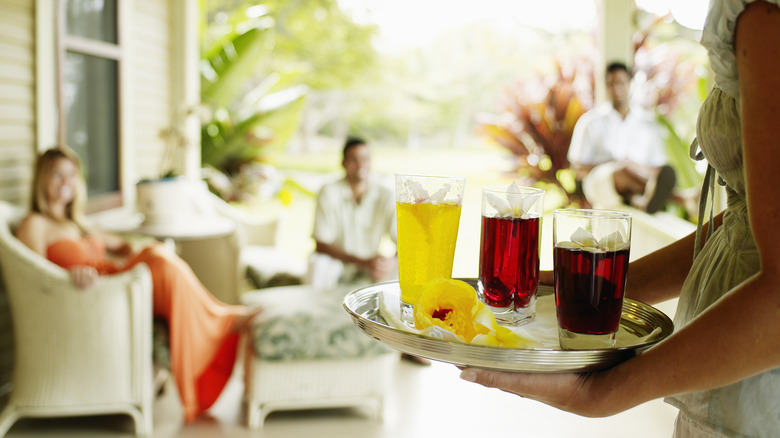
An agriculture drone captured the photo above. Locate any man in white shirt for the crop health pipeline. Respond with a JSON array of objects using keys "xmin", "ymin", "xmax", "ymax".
[
  {"xmin": 567, "ymin": 62, "xmax": 676, "ymax": 213},
  {"xmin": 306, "ymin": 137, "xmax": 398, "ymax": 289}
]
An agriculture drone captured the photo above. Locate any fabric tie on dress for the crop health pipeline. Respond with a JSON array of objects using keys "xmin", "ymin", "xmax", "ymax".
[{"xmin": 689, "ymin": 137, "xmax": 724, "ymax": 261}]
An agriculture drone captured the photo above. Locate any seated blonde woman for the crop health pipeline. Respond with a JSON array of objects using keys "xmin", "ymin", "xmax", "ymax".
[{"xmin": 14, "ymin": 147, "xmax": 261, "ymax": 423}]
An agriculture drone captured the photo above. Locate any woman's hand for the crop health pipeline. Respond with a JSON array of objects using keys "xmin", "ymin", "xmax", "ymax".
[
  {"xmin": 69, "ymin": 265, "xmax": 99, "ymax": 289},
  {"xmin": 459, "ymin": 368, "xmax": 626, "ymax": 418}
]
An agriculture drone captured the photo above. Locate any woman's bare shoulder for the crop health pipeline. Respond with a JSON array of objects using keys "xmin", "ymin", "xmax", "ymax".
[
  {"xmin": 16, "ymin": 212, "xmax": 48, "ymax": 233},
  {"xmin": 14, "ymin": 213, "xmax": 54, "ymax": 254}
]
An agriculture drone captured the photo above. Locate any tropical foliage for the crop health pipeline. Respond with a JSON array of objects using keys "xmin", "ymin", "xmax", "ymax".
[
  {"xmin": 476, "ymin": 8, "xmax": 707, "ymax": 213},
  {"xmin": 631, "ymin": 13, "xmax": 709, "ymax": 193},
  {"xmin": 475, "ymin": 59, "xmax": 594, "ymax": 207},
  {"xmin": 199, "ymin": 0, "xmax": 378, "ymax": 202}
]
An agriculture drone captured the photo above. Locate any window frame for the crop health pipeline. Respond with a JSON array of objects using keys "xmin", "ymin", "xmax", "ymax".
[{"xmin": 44, "ymin": 0, "xmax": 127, "ymax": 213}]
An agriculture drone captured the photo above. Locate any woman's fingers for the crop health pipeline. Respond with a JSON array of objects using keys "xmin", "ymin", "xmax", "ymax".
[{"xmin": 70, "ymin": 266, "xmax": 98, "ymax": 289}]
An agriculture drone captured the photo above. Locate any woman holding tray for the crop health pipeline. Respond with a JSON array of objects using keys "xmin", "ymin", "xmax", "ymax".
[{"xmin": 460, "ymin": 1, "xmax": 780, "ymax": 436}]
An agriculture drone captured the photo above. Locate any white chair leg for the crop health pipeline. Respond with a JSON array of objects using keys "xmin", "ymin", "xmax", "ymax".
[
  {"xmin": 129, "ymin": 405, "xmax": 152, "ymax": 437},
  {"xmin": 246, "ymin": 401, "xmax": 263, "ymax": 430},
  {"xmin": 0, "ymin": 405, "xmax": 19, "ymax": 438},
  {"xmin": 375, "ymin": 396, "xmax": 385, "ymax": 422}
]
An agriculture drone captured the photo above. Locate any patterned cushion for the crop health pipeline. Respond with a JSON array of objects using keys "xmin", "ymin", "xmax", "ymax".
[
  {"xmin": 249, "ymin": 287, "xmax": 391, "ymax": 361},
  {"xmin": 152, "ymin": 318, "xmax": 171, "ymax": 370}
]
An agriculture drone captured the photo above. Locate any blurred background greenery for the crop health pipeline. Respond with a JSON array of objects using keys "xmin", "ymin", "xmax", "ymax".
[{"xmin": 197, "ymin": 0, "xmax": 709, "ymax": 221}]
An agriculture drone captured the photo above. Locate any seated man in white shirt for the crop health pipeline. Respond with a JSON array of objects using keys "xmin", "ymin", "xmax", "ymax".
[
  {"xmin": 567, "ymin": 61, "xmax": 676, "ymax": 213},
  {"xmin": 305, "ymin": 137, "xmax": 398, "ymax": 289}
]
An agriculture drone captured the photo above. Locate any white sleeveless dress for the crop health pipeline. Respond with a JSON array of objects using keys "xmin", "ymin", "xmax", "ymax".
[{"xmin": 665, "ymin": 1, "xmax": 780, "ymax": 436}]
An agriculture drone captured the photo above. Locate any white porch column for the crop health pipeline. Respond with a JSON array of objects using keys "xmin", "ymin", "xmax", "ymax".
[
  {"xmin": 170, "ymin": 0, "xmax": 202, "ymax": 180},
  {"xmin": 596, "ymin": 0, "xmax": 635, "ymax": 104}
]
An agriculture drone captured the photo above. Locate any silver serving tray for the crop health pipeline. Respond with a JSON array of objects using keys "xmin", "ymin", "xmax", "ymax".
[{"xmin": 344, "ymin": 279, "xmax": 673, "ymax": 373}]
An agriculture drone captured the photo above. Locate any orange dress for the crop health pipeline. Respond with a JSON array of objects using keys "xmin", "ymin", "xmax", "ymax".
[{"xmin": 47, "ymin": 236, "xmax": 239, "ymax": 423}]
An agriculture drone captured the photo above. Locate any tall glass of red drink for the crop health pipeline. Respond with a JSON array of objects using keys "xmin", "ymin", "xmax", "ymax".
[
  {"xmin": 553, "ymin": 209, "xmax": 632, "ymax": 349},
  {"xmin": 478, "ymin": 184, "xmax": 545, "ymax": 326}
]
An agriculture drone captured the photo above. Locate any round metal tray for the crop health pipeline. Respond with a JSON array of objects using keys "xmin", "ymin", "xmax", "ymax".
[{"xmin": 343, "ymin": 279, "xmax": 673, "ymax": 373}]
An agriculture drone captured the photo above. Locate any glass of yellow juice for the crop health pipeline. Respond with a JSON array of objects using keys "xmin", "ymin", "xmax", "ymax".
[{"xmin": 395, "ymin": 173, "xmax": 466, "ymax": 327}]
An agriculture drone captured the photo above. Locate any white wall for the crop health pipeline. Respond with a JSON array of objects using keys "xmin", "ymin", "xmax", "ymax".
[
  {"xmin": 0, "ymin": 0, "xmax": 36, "ymax": 404},
  {"xmin": 0, "ymin": 0, "xmax": 36, "ymax": 205},
  {"xmin": 128, "ymin": 0, "xmax": 175, "ymax": 183},
  {"xmin": 127, "ymin": 0, "xmax": 202, "ymax": 189}
]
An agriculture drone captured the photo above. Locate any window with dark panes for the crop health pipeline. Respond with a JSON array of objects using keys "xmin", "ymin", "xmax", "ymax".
[{"xmin": 60, "ymin": 0, "xmax": 121, "ymax": 210}]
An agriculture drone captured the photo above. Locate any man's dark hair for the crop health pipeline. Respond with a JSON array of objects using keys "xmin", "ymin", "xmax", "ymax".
[
  {"xmin": 606, "ymin": 61, "xmax": 632, "ymax": 78},
  {"xmin": 343, "ymin": 136, "xmax": 367, "ymax": 161}
]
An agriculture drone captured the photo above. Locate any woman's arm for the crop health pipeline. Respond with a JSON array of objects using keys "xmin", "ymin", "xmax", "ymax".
[
  {"xmin": 541, "ymin": 211, "xmax": 723, "ymax": 305},
  {"xmin": 101, "ymin": 231, "xmax": 134, "ymax": 256},
  {"xmin": 87, "ymin": 224, "xmax": 134, "ymax": 257},
  {"xmin": 624, "ymin": 210, "xmax": 723, "ymax": 305},
  {"xmin": 16, "ymin": 214, "xmax": 99, "ymax": 289},
  {"xmin": 738, "ymin": 1, "xmax": 780, "ymax": 272},
  {"xmin": 462, "ymin": 1, "xmax": 780, "ymax": 417}
]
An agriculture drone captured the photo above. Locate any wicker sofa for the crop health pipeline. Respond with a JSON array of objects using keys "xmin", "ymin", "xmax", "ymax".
[{"xmin": 0, "ymin": 202, "xmax": 155, "ymax": 437}]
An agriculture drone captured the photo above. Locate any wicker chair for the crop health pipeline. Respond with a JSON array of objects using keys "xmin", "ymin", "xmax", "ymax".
[
  {"xmin": 0, "ymin": 202, "xmax": 155, "ymax": 437},
  {"xmin": 208, "ymin": 193, "xmax": 305, "ymax": 294}
]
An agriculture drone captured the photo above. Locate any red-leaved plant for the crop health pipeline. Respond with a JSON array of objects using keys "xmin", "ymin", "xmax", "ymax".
[{"xmin": 475, "ymin": 58, "xmax": 594, "ymax": 206}]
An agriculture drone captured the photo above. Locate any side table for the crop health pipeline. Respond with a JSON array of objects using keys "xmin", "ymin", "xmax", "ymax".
[{"xmin": 95, "ymin": 209, "xmax": 242, "ymax": 305}]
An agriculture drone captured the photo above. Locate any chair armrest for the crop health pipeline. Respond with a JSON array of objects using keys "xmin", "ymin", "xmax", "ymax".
[{"xmin": 0, "ymin": 222, "xmax": 154, "ymax": 405}]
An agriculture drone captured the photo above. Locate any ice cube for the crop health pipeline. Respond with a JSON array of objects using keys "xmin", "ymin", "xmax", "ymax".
[
  {"xmin": 555, "ymin": 240, "xmax": 581, "ymax": 249},
  {"xmin": 598, "ymin": 231, "xmax": 629, "ymax": 251},
  {"xmin": 486, "ymin": 192, "xmax": 512, "ymax": 216},
  {"xmin": 570, "ymin": 227, "xmax": 597, "ymax": 248},
  {"xmin": 430, "ymin": 183, "xmax": 451, "ymax": 204},
  {"xmin": 406, "ymin": 180, "xmax": 429, "ymax": 203},
  {"xmin": 580, "ymin": 245, "xmax": 605, "ymax": 253}
]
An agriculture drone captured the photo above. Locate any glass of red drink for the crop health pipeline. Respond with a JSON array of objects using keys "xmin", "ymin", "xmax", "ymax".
[
  {"xmin": 553, "ymin": 209, "xmax": 632, "ymax": 349},
  {"xmin": 478, "ymin": 184, "xmax": 545, "ymax": 326}
]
